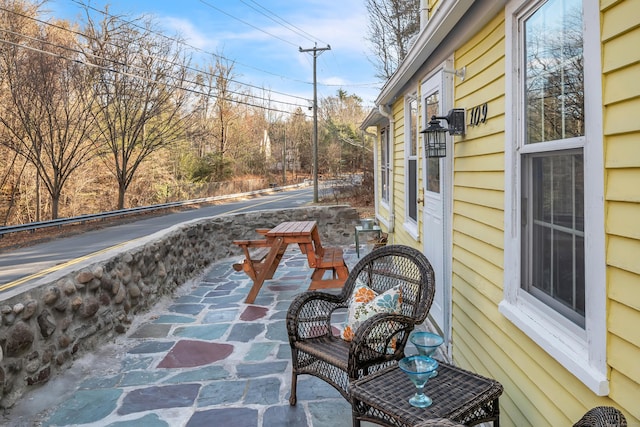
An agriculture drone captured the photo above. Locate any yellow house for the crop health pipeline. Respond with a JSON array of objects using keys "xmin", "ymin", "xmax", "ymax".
[{"xmin": 361, "ymin": 0, "xmax": 639, "ymax": 425}]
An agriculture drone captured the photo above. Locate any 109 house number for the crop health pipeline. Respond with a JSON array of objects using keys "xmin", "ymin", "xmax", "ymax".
[{"xmin": 468, "ymin": 102, "xmax": 488, "ymax": 127}]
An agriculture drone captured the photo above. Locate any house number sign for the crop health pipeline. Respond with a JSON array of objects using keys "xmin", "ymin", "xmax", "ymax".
[{"xmin": 467, "ymin": 102, "xmax": 488, "ymax": 127}]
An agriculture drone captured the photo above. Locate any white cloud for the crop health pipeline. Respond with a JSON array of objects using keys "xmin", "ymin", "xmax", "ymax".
[{"xmin": 159, "ymin": 17, "xmax": 214, "ymax": 50}]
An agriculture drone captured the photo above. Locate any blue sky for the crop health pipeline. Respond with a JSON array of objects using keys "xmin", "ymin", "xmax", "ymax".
[{"xmin": 45, "ymin": 0, "xmax": 382, "ymax": 113}]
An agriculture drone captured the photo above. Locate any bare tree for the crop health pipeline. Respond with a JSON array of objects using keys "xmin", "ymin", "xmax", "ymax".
[
  {"xmin": 81, "ymin": 8, "xmax": 192, "ymax": 209},
  {"xmin": 189, "ymin": 65, "xmax": 217, "ymax": 159},
  {"xmin": 223, "ymin": 91, "xmax": 276, "ymax": 179},
  {"xmin": 187, "ymin": 55, "xmax": 244, "ymax": 182},
  {"xmin": 320, "ymin": 90, "xmax": 367, "ymax": 174},
  {"xmin": 286, "ymin": 107, "xmax": 312, "ymax": 178},
  {"xmin": 210, "ymin": 56, "xmax": 240, "ymax": 180},
  {"xmin": 0, "ymin": 2, "xmax": 97, "ymax": 219},
  {"xmin": 365, "ymin": 0, "xmax": 420, "ymax": 79}
]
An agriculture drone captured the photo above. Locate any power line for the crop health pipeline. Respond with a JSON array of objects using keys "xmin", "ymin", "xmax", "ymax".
[
  {"xmin": 68, "ymin": 0, "xmax": 314, "ymax": 90},
  {"xmin": 0, "ymin": 35, "xmax": 309, "ymax": 117},
  {"xmin": 64, "ymin": 1, "xmax": 381, "ymax": 93},
  {"xmin": 239, "ymin": 0, "xmax": 328, "ymax": 46},
  {"xmin": 4, "ymin": 1, "xmax": 377, "ymax": 112},
  {"xmin": 197, "ymin": 0, "xmax": 298, "ymax": 48},
  {"xmin": 0, "ymin": 26, "xmax": 308, "ymax": 111},
  {"xmin": 0, "ymin": 5, "xmax": 312, "ymax": 107}
]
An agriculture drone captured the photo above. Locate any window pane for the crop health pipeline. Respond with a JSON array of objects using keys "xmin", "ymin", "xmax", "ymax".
[
  {"xmin": 425, "ymin": 92, "xmax": 439, "ymax": 121},
  {"xmin": 381, "ymin": 128, "xmax": 389, "ymax": 202},
  {"xmin": 526, "ymin": 152, "xmax": 585, "ymax": 326},
  {"xmin": 574, "ymin": 154, "xmax": 584, "ymax": 230},
  {"xmin": 574, "ymin": 234, "xmax": 585, "ymax": 314},
  {"xmin": 381, "ymin": 129, "xmax": 387, "ymax": 166},
  {"xmin": 427, "ymin": 158, "xmax": 440, "ymax": 193},
  {"xmin": 532, "ymin": 221, "xmax": 551, "ymax": 293},
  {"xmin": 407, "ymin": 96, "xmax": 418, "ymax": 222},
  {"xmin": 425, "ymin": 92, "xmax": 440, "ymax": 193},
  {"xmin": 409, "ymin": 99, "xmax": 418, "ymax": 156},
  {"xmin": 408, "ymin": 159, "xmax": 417, "ymax": 221},
  {"xmin": 552, "ymin": 230, "xmax": 578, "ymax": 311},
  {"xmin": 381, "ymin": 169, "xmax": 388, "ymax": 202},
  {"xmin": 525, "ymin": 0, "xmax": 584, "ymax": 144}
]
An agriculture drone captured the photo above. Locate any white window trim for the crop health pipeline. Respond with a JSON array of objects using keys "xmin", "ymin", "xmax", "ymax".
[
  {"xmin": 403, "ymin": 93, "xmax": 419, "ymax": 240},
  {"xmin": 500, "ymin": 0, "xmax": 608, "ymax": 395}
]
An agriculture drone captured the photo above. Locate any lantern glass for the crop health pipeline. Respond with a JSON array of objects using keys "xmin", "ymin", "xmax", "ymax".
[{"xmin": 424, "ymin": 129, "xmax": 447, "ymax": 158}]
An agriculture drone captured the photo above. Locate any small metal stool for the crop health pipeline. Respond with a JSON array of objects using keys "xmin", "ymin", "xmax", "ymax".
[{"xmin": 354, "ymin": 224, "xmax": 382, "ymax": 257}]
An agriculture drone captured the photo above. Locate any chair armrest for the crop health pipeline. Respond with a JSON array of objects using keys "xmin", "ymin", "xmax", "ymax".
[
  {"xmin": 286, "ymin": 291, "xmax": 347, "ymax": 341},
  {"xmin": 348, "ymin": 313, "xmax": 417, "ymax": 373}
]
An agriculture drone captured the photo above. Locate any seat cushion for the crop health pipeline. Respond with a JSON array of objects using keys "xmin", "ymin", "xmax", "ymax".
[{"xmin": 340, "ymin": 281, "xmax": 403, "ymax": 341}]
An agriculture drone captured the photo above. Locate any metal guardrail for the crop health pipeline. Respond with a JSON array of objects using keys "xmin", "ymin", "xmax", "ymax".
[{"xmin": 0, "ymin": 184, "xmax": 297, "ymax": 238}]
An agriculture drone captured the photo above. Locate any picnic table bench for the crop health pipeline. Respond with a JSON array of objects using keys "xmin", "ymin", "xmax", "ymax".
[{"xmin": 233, "ymin": 221, "xmax": 349, "ymax": 303}]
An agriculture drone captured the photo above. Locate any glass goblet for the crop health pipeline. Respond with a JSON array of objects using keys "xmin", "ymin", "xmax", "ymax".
[
  {"xmin": 410, "ymin": 332, "xmax": 443, "ymax": 377},
  {"xmin": 398, "ymin": 355, "xmax": 438, "ymax": 408}
]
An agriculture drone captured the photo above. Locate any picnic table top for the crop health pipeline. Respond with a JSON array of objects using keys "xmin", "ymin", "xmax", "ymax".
[{"xmin": 266, "ymin": 221, "xmax": 317, "ymax": 237}]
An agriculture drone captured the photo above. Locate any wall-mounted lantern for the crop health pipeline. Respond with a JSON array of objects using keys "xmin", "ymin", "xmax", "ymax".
[{"xmin": 420, "ymin": 108, "xmax": 466, "ymax": 158}]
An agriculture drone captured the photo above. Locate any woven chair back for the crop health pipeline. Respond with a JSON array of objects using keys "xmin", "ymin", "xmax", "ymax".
[{"xmin": 339, "ymin": 244, "xmax": 436, "ymax": 323}]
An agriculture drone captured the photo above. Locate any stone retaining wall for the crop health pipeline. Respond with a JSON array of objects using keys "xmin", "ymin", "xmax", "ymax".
[{"xmin": 0, "ymin": 206, "xmax": 359, "ymax": 408}]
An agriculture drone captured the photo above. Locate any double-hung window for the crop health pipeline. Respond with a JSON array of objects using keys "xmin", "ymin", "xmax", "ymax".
[{"xmin": 501, "ymin": 0, "xmax": 607, "ymax": 394}]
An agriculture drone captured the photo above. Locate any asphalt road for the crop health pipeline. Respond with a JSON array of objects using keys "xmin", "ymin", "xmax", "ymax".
[{"xmin": 0, "ymin": 186, "xmax": 314, "ymax": 291}]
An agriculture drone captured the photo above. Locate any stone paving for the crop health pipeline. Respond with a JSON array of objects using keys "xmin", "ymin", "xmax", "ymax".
[{"xmin": 5, "ymin": 245, "xmax": 385, "ymax": 427}]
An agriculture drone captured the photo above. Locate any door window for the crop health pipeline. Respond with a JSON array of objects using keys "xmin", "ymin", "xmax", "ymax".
[
  {"xmin": 424, "ymin": 92, "xmax": 440, "ymax": 194},
  {"xmin": 406, "ymin": 96, "xmax": 418, "ymax": 223}
]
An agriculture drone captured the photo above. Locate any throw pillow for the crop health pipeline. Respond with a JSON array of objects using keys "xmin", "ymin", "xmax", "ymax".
[{"xmin": 340, "ymin": 281, "xmax": 402, "ymax": 342}]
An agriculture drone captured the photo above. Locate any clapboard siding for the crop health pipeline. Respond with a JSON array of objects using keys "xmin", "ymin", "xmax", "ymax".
[
  {"xmin": 370, "ymin": 0, "xmax": 640, "ymax": 423},
  {"xmin": 600, "ymin": 0, "xmax": 638, "ymax": 422},
  {"xmin": 450, "ymin": 14, "xmax": 507, "ymax": 416}
]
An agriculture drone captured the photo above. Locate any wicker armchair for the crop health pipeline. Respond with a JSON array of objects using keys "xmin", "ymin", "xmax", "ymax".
[
  {"xmin": 286, "ymin": 245, "xmax": 436, "ymax": 405},
  {"xmin": 573, "ymin": 406, "xmax": 627, "ymax": 427}
]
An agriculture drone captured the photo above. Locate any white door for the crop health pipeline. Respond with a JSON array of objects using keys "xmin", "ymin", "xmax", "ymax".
[{"xmin": 420, "ymin": 69, "xmax": 452, "ymax": 343}]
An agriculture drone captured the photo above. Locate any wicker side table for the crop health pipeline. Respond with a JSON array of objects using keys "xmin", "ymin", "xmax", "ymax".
[{"xmin": 350, "ymin": 361, "xmax": 503, "ymax": 427}]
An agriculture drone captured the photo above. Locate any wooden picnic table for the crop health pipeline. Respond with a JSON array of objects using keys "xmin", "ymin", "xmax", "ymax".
[{"xmin": 233, "ymin": 221, "xmax": 349, "ymax": 304}]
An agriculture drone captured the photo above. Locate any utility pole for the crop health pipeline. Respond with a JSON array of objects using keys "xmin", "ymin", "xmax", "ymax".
[{"xmin": 299, "ymin": 44, "xmax": 331, "ymax": 203}]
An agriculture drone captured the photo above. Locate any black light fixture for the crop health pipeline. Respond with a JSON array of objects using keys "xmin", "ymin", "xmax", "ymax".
[{"xmin": 420, "ymin": 108, "xmax": 466, "ymax": 158}]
